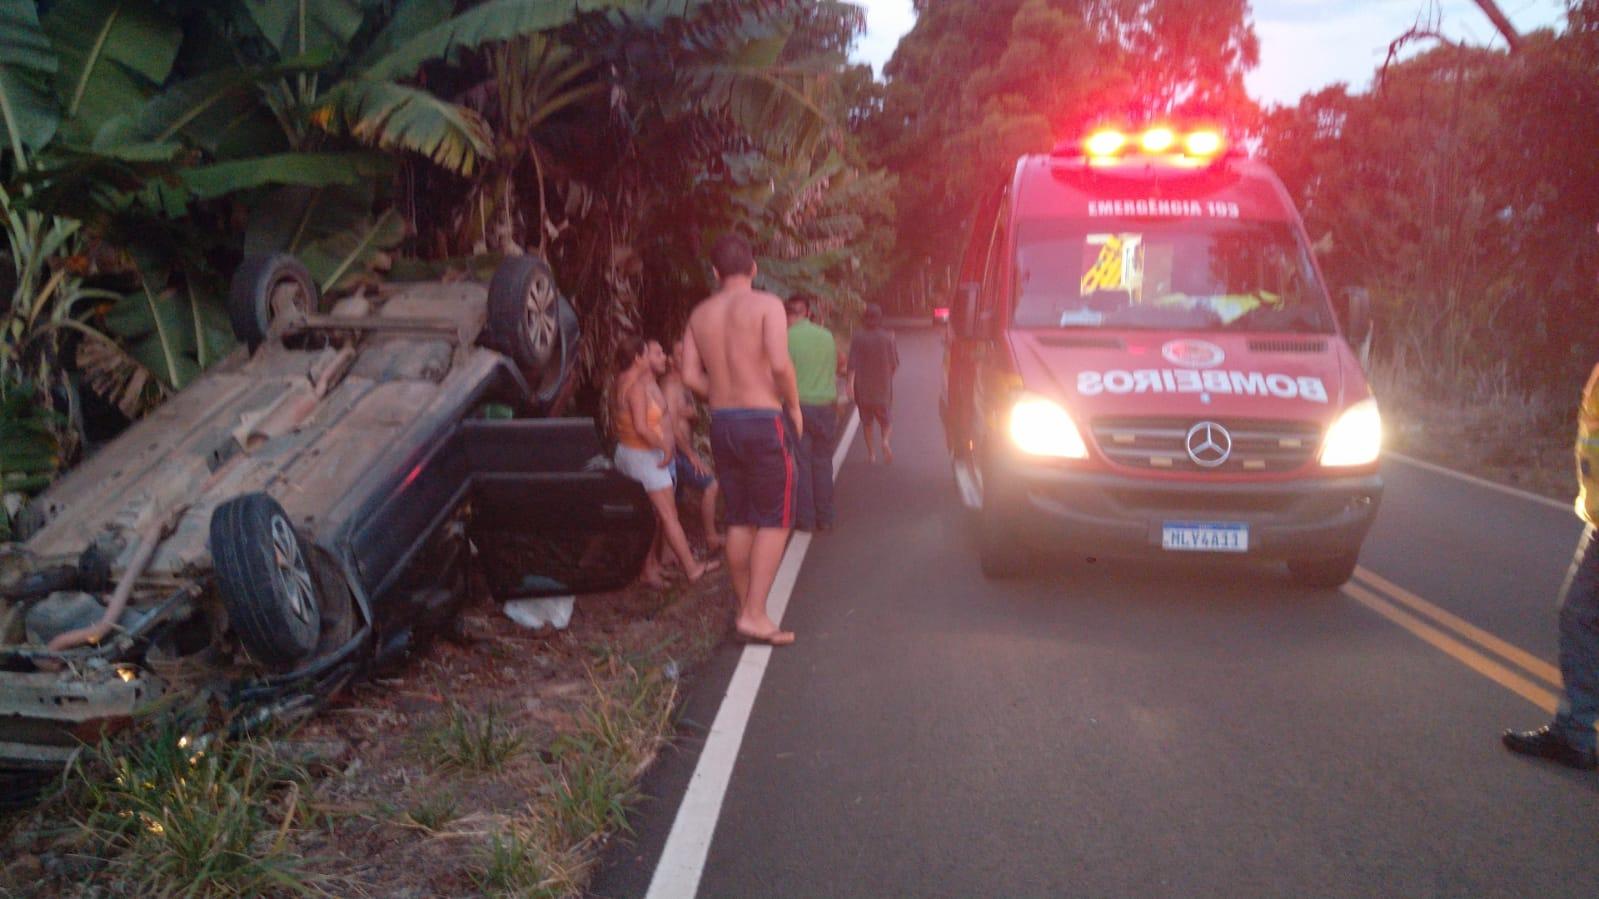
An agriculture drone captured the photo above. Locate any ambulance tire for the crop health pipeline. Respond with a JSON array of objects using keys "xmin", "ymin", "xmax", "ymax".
[
  {"xmin": 1287, "ymin": 552, "xmax": 1359, "ymax": 589},
  {"xmin": 977, "ymin": 468, "xmax": 1030, "ymax": 580}
]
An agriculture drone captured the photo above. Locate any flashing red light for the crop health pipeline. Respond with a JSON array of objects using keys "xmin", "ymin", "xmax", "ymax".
[
  {"xmin": 1085, "ymin": 129, "xmax": 1128, "ymax": 157},
  {"xmin": 1184, "ymin": 130, "xmax": 1224, "ymax": 156},
  {"xmin": 1139, "ymin": 127, "xmax": 1177, "ymax": 153}
]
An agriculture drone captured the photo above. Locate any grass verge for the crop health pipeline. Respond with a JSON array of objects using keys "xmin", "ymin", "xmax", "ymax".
[{"xmin": 17, "ymin": 720, "xmax": 324, "ymax": 897}]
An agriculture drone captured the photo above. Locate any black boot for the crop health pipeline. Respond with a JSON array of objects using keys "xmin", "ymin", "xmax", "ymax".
[{"xmin": 1502, "ymin": 726, "xmax": 1598, "ymax": 770}]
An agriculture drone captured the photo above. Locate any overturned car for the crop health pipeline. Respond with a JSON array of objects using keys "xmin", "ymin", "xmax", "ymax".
[{"xmin": 0, "ymin": 255, "xmax": 654, "ymax": 775}]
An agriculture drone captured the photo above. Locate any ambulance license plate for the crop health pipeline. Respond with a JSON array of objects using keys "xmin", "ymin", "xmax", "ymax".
[{"xmin": 1162, "ymin": 521, "xmax": 1248, "ymax": 553}]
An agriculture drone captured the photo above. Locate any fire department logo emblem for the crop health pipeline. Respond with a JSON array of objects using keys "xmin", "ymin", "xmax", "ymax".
[
  {"xmin": 1185, "ymin": 421, "xmax": 1233, "ymax": 468},
  {"xmin": 1162, "ymin": 339, "xmax": 1225, "ymax": 369}
]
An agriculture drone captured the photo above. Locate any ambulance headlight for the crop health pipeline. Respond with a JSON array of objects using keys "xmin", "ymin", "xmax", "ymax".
[
  {"xmin": 1009, "ymin": 395, "xmax": 1088, "ymax": 459},
  {"xmin": 1319, "ymin": 398, "xmax": 1382, "ymax": 467}
]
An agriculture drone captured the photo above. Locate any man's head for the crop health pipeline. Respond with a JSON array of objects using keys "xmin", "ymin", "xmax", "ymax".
[
  {"xmin": 614, "ymin": 333, "xmax": 646, "ymax": 373},
  {"xmin": 710, "ymin": 234, "xmax": 757, "ymax": 282},
  {"xmin": 786, "ymin": 293, "xmax": 814, "ymax": 326},
  {"xmin": 645, "ymin": 339, "xmax": 668, "ymax": 375},
  {"xmin": 863, "ymin": 303, "xmax": 883, "ymax": 328}
]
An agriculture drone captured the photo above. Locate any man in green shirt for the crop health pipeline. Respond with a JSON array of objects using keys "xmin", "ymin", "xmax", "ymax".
[{"xmin": 786, "ymin": 294, "xmax": 839, "ymax": 532}]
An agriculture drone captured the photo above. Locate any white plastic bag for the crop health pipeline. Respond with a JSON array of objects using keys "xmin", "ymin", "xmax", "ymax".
[{"xmin": 502, "ymin": 596, "xmax": 575, "ymax": 630}]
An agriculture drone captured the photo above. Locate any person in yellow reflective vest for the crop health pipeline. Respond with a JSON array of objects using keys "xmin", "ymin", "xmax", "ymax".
[{"xmin": 1503, "ymin": 362, "xmax": 1599, "ymax": 770}]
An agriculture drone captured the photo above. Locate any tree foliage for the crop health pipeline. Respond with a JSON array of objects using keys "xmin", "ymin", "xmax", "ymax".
[
  {"xmin": 864, "ymin": 0, "xmax": 1259, "ymax": 308},
  {"xmin": 0, "ymin": 0, "xmax": 892, "ymax": 502},
  {"xmin": 1260, "ymin": 4, "xmax": 1599, "ymax": 391}
]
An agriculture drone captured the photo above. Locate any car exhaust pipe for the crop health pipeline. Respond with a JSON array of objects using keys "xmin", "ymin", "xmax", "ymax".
[{"xmin": 47, "ymin": 507, "xmax": 183, "ymax": 652}]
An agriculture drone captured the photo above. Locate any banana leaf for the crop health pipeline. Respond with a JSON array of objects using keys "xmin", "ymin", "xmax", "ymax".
[
  {"xmin": 0, "ymin": 0, "xmax": 60, "ymax": 155},
  {"xmin": 244, "ymin": 183, "xmax": 404, "ymax": 292},
  {"xmin": 181, "ymin": 151, "xmax": 382, "ymax": 200},
  {"xmin": 42, "ymin": 0, "xmax": 183, "ymax": 145},
  {"xmin": 315, "ymin": 79, "xmax": 494, "ymax": 174},
  {"xmin": 99, "ymin": 273, "xmax": 230, "ymax": 392},
  {"xmin": 361, "ymin": 0, "xmax": 637, "ymax": 81},
  {"xmin": 244, "ymin": 0, "xmax": 367, "ymax": 60}
]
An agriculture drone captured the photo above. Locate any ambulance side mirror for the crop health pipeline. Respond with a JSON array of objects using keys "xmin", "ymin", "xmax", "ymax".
[
  {"xmin": 1343, "ymin": 286, "xmax": 1372, "ymax": 342},
  {"xmin": 1343, "ymin": 286, "xmax": 1373, "ymax": 368},
  {"xmin": 952, "ymin": 282, "xmax": 981, "ymax": 340}
]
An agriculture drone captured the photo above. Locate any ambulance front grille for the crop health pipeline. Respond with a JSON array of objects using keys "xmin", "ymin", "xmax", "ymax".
[{"xmin": 1090, "ymin": 417, "xmax": 1323, "ymax": 473}]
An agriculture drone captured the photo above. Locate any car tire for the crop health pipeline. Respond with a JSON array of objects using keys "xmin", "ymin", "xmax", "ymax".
[
  {"xmin": 1288, "ymin": 552, "xmax": 1359, "ymax": 588},
  {"xmin": 210, "ymin": 493, "xmax": 321, "ymax": 668},
  {"xmin": 229, "ymin": 254, "xmax": 318, "ymax": 350},
  {"xmin": 486, "ymin": 255, "xmax": 567, "ymax": 392},
  {"xmin": 977, "ymin": 464, "xmax": 1030, "ymax": 580}
]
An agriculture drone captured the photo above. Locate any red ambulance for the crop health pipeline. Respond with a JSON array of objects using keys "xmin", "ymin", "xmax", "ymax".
[{"xmin": 942, "ymin": 126, "xmax": 1383, "ymax": 584}]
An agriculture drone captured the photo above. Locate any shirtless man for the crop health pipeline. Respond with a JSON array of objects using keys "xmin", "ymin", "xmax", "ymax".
[
  {"xmin": 663, "ymin": 338, "xmax": 725, "ymax": 553},
  {"xmin": 681, "ymin": 234, "xmax": 801, "ymax": 647}
]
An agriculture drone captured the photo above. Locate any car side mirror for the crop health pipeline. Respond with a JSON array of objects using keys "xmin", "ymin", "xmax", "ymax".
[{"xmin": 952, "ymin": 282, "xmax": 981, "ymax": 339}]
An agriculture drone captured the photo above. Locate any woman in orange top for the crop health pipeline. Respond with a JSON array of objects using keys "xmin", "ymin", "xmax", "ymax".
[{"xmin": 613, "ymin": 336, "xmax": 717, "ymax": 588}]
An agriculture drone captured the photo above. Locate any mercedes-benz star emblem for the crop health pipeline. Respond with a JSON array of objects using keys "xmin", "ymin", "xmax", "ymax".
[{"xmin": 1185, "ymin": 421, "xmax": 1232, "ymax": 468}]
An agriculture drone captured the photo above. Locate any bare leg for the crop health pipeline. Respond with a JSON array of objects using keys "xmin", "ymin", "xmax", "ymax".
[
  {"xmin": 701, "ymin": 482, "xmax": 724, "ymax": 551},
  {"xmin": 881, "ymin": 423, "xmax": 894, "ymax": 465},
  {"xmin": 735, "ymin": 526, "xmax": 794, "ymax": 644},
  {"xmin": 863, "ymin": 420, "xmax": 880, "ymax": 463},
  {"xmin": 646, "ymin": 488, "xmax": 714, "ymax": 581},
  {"xmin": 726, "ymin": 525, "xmax": 754, "ymax": 610},
  {"xmin": 640, "ymin": 528, "xmax": 669, "ymax": 589}
]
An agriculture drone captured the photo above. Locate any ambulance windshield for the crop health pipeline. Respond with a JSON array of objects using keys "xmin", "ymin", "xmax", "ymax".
[{"xmin": 1012, "ymin": 219, "xmax": 1334, "ymax": 333}]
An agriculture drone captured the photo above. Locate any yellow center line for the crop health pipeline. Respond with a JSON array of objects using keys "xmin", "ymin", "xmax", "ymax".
[
  {"xmin": 1341, "ymin": 581, "xmax": 1560, "ymax": 716},
  {"xmin": 1353, "ymin": 566, "xmax": 1562, "ymax": 689}
]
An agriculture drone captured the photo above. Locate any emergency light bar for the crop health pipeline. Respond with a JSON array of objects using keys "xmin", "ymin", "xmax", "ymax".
[{"xmin": 1060, "ymin": 126, "xmax": 1229, "ymax": 162}]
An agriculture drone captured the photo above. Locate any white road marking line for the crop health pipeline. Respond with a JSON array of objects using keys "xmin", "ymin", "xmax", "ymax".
[
  {"xmin": 645, "ymin": 408, "xmax": 860, "ymax": 899},
  {"xmin": 1386, "ymin": 451, "xmax": 1569, "ymax": 512}
]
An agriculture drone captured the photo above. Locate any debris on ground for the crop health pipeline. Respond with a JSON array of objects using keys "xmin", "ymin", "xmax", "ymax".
[{"xmin": 1, "ymin": 567, "xmax": 735, "ymax": 898}]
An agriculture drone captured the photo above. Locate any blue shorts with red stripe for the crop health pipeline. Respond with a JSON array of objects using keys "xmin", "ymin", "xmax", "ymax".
[{"xmin": 709, "ymin": 408, "xmax": 797, "ymax": 529}]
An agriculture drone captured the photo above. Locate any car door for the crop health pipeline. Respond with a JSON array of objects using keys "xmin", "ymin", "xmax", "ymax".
[{"xmin": 460, "ymin": 418, "xmax": 655, "ymax": 599}]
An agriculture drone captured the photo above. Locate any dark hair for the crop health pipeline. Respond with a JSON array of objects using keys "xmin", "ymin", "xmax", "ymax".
[
  {"xmin": 709, "ymin": 233, "xmax": 756, "ymax": 278},
  {"xmin": 863, "ymin": 303, "xmax": 883, "ymax": 325},
  {"xmin": 788, "ymin": 293, "xmax": 815, "ymax": 314},
  {"xmin": 614, "ymin": 333, "xmax": 646, "ymax": 372}
]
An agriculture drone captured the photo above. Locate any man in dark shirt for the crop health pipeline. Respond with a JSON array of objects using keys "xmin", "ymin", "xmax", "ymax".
[{"xmin": 848, "ymin": 304, "xmax": 899, "ymax": 464}]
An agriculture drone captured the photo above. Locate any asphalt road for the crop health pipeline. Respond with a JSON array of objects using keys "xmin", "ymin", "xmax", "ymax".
[{"xmin": 595, "ymin": 328, "xmax": 1599, "ymax": 898}]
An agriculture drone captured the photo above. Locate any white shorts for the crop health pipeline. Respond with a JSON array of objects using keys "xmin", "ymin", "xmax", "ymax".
[{"xmin": 614, "ymin": 445, "xmax": 674, "ymax": 493}]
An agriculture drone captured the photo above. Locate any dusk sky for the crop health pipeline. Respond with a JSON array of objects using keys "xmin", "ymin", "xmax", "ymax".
[{"xmin": 849, "ymin": 0, "xmax": 1571, "ymax": 108}]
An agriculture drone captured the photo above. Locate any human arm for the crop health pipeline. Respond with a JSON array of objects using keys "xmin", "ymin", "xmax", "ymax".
[
  {"xmin": 668, "ymin": 387, "xmax": 711, "ymax": 474},
  {"xmin": 682, "ymin": 323, "xmax": 710, "ymax": 398},
  {"xmin": 844, "ymin": 337, "xmax": 856, "ymax": 402},
  {"xmin": 764, "ymin": 298, "xmax": 802, "ymax": 436}
]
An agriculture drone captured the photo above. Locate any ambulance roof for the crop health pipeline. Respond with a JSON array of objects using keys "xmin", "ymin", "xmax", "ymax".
[{"xmin": 1010, "ymin": 155, "xmax": 1298, "ymax": 226}]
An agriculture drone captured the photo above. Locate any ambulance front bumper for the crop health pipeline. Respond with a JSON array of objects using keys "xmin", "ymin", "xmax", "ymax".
[{"xmin": 993, "ymin": 461, "xmax": 1382, "ymax": 560}]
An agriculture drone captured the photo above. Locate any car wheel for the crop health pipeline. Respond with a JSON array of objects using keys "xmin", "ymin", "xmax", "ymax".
[
  {"xmin": 1288, "ymin": 552, "xmax": 1359, "ymax": 588},
  {"xmin": 228, "ymin": 254, "xmax": 318, "ymax": 350},
  {"xmin": 210, "ymin": 493, "xmax": 321, "ymax": 668},
  {"xmin": 486, "ymin": 255, "xmax": 568, "ymax": 392},
  {"xmin": 976, "ymin": 462, "xmax": 1030, "ymax": 580}
]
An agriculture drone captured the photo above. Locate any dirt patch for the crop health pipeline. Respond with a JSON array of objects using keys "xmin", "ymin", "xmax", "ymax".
[
  {"xmin": 2, "ymin": 568, "xmax": 735, "ymax": 898},
  {"xmin": 1380, "ymin": 386, "xmax": 1574, "ymax": 503}
]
